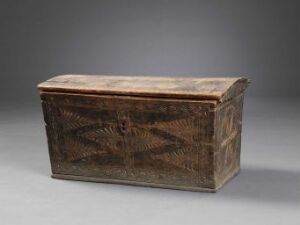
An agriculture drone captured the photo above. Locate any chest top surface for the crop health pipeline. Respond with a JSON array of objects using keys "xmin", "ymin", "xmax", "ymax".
[{"xmin": 38, "ymin": 75, "xmax": 249, "ymax": 102}]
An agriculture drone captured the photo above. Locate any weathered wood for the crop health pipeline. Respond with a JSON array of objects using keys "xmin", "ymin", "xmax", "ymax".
[
  {"xmin": 38, "ymin": 75, "xmax": 249, "ymax": 192},
  {"xmin": 38, "ymin": 75, "xmax": 249, "ymax": 102}
]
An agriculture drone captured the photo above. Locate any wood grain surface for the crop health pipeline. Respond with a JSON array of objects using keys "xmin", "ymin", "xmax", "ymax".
[
  {"xmin": 38, "ymin": 75, "xmax": 249, "ymax": 102},
  {"xmin": 39, "ymin": 75, "xmax": 249, "ymax": 192}
]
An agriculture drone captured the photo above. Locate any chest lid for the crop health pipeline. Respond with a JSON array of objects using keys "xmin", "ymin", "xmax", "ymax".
[{"xmin": 38, "ymin": 75, "xmax": 249, "ymax": 102}]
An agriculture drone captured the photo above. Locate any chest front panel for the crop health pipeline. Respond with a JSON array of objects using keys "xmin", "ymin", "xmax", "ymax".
[{"xmin": 41, "ymin": 93, "xmax": 215, "ymax": 188}]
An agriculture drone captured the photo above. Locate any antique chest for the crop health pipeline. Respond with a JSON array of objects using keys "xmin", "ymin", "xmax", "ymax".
[{"xmin": 38, "ymin": 75, "xmax": 249, "ymax": 192}]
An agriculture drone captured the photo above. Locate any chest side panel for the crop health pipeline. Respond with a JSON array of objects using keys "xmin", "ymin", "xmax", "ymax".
[
  {"xmin": 214, "ymin": 94, "xmax": 244, "ymax": 187},
  {"xmin": 41, "ymin": 93, "xmax": 215, "ymax": 188}
]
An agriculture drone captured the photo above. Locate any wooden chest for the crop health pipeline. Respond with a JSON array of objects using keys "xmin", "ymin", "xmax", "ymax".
[{"xmin": 38, "ymin": 75, "xmax": 249, "ymax": 192}]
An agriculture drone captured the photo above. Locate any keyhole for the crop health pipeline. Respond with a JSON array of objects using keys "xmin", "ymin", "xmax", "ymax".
[{"xmin": 120, "ymin": 120, "xmax": 127, "ymax": 133}]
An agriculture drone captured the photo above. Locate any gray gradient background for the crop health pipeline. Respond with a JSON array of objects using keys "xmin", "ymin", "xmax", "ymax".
[{"xmin": 0, "ymin": 1, "xmax": 299, "ymax": 224}]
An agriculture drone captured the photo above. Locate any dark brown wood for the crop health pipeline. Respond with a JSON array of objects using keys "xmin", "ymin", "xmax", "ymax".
[{"xmin": 38, "ymin": 75, "xmax": 249, "ymax": 192}]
